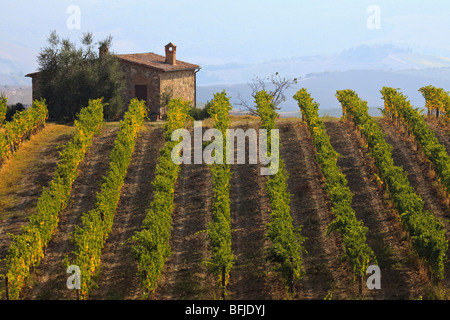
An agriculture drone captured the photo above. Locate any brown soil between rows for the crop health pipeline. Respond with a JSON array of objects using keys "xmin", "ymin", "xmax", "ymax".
[
  {"xmin": 6, "ymin": 116, "xmax": 449, "ymax": 300},
  {"xmin": 425, "ymin": 117, "xmax": 450, "ymax": 154},
  {"xmin": 21, "ymin": 124, "xmax": 120, "ymax": 300},
  {"xmin": 90, "ymin": 124, "xmax": 165, "ymax": 300},
  {"xmin": 378, "ymin": 117, "xmax": 450, "ymax": 297},
  {"xmin": 278, "ymin": 121, "xmax": 356, "ymax": 299},
  {"xmin": 0, "ymin": 125, "xmax": 74, "ymax": 258},
  {"xmin": 227, "ymin": 122, "xmax": 274, "ymax": 300},
  {"xmin": 0, "ymin": 124, "xmax": 75, "ymax": 298},
  {"xmin": 153, "ymin": 127, "xmax": 216, "ymax": 300},
  {"xmin": 325, "ymin": 120, "xmax": 428, "ymax": 299}
]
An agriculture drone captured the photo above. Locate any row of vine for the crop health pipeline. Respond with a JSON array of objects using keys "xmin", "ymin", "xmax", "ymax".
[
  {"xmin": 0, "ymin": 97, "xmax": 7, "ymax": 127},
  {"xmin": 419, "ymin": 85, "xmax": 450, "ymax": 118},
  {"xmin": 205, "ymin": 91, "xmax": 235, "ymax": 297},
  {"xmin": 336, "ymin": 89, "xmax": 448, "ymax": 281},
  {"xmin": 68, "ymin": 98, "xmax": 147, "ymax": 299},
  {"xmin": 293, "ymin": 88, "xmax": 377, "ymax": 281},
  {"xmin": 256, "ymin": 90, "xmax": 306, "ymax": 292},
  {"xmin": 0, "ymin": 98, "xmax": 48, "ymax": 165},
  {"xmin": 130, "ymin": 99, "xmax": 191, "ymax": 298},
  {"xmin": 381, "ymin": 87, "xmax": 450, "ymax": 198},
  {"xmin": 3, "ymin": 99, "xmax": 104, "ymax": 299}
]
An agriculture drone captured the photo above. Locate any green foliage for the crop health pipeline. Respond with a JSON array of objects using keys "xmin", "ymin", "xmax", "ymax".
[
  {"xmin": 0, "ymin": 99, "xmax": 48, "ymax": 166},
  {"xmin": 0, "ymin": 97, "xmax": 7, "ymax": 126},
  {"xmin": 159, "ymin": 86, "xmax": 173, "ymax": 120},
  {"xmin": 381, "ymin": 87, "xmax": 450, "ymax": 197},
  {"xmin": 163, "ymin": 99, "xmax": 192, "ymax": 141},
  {"xmin": 38, "ymin": 30, "xmax": 126, "ymax": 121},
  {"xmin": 5, "ymin": 103, "xmax": 26, "ymax": 122},
  {"xmin": 255, "ymin": 91, "xmax": 278, "ymax": 131},
  {"xmin": 294, "ymin": 88, "xmax": 376, "ymax": 280},
  {"xmin": 69, "ymin": 98, "xmax": 147, "ymax": 298},
  {"xmin": 256, "ymin": 90, "xmax": 306, "ymax": 291},
  {"xmin": 4, "ymin": 99, "xmax": 104, "ymax": 300},
  {"xmin": 265, "ymin": 160, "xmax": 306, "ymax": 285},
  {"xmin": 418, "ymin": 85, "xmax": 450, "ymax": 116},
  {"xmin": 205, "ymin": 90, "xmax": 235, "ymax": 290},
  {"xmin": 208, "ymin": 91, "xmax": 233, "ymax": 134},
  {"xmin": 337, "ymin": 88, "xmax": 447, "ymax": 281},
  {"xmin": 190, "ymin": 101, "xmax": 212, "ymax": 121},
  {"xmin": 131, "ymin": 99, "xmax": 189, "ymax": 298}
]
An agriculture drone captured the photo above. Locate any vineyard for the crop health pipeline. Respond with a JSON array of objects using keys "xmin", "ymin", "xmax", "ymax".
[{"xmin": 2, "ymin": 84, "xmax": 450, "ymax": 300}]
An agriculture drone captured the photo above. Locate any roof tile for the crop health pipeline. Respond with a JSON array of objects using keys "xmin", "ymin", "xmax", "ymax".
[{"xmin": 117, "ymin": 52, "xmax": 199, "ymax": 72}]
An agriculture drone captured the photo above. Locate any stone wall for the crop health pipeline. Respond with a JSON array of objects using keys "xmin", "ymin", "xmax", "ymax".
[
  {"xmin": 28, "ymin": 59, "xmax": 197, "ymax": 118},
  {"xmin": 30, "ymin": 74, "xmax": 43, "ymax": 101},
  {"xmin": 120, "ymin": 62, "xmax": 160, "ymax": 114},
  {"xmin": 121, "ymin": 63, "xmax": 196, "ymax": 117},
  {"xmin": 159, "ymin": 69, "xmax": 196, "ymax": 106}
]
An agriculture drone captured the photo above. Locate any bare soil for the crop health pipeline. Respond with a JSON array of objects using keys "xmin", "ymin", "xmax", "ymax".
[
  {"xmin": 227, "ymin": 122, "xmax": 274, "ymax": 300},
  {"xmin": 89, "ymin": 124, "xmax": 165, "ymax": 300},
  {"xmin": 3, "ymin": 116, "xmax": 448, "ymax": 300},
  {"xmin": 0, "ymin": 124, "xmax": 74, "ymax": 298},
  {"xmin": 153, "ymin": 128, "xmax": 215, "ymax": 300},
  {"xmin": 425, "ymin": 117, "xmax": 450, "ymax": 154},
  {"xmin": 278, "ymin": 121, "xmax": 356, "ymax": 300},
  {"xmin": 21, "ymin": 124, "xmax": 119, "ymax": 300},
  {"xmin": 377, "ymin": 117, "xmax": 450, "ymax": 298},
  {"xmin": 325, "ymin": 120, "xmax": 428, "ymax": 299}
]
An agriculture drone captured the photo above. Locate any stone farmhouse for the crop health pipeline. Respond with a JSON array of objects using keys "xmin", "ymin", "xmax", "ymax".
[{"xmin": 26, "ymin": 42, "xmax": 200, "ymax": 119}]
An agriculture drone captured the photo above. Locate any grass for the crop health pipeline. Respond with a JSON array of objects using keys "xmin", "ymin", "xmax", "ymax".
[
  {"xmin": 0, "ymin": 123, "xmax": 75, "ymax": 221},
  {"xmin": 0, "ymin": 120, "xmax": 161, "ymax": 223}
]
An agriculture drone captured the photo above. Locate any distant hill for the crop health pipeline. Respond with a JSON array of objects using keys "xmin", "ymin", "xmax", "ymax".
[
  {"xmin": 197, "ymin": 68, "xmax": 450, "ymax": 114},
  {"xmin": 195, "ymin": 44, "xmax": 450, "ymax": 116},
  {"xmin": 0, "ymin": 85, "xmax": 33, "ymax": 105},
  {"xmin": 4, "ymin": 43, "xmax": 450, "ymax": 88},
  {"xmin": 0, "ymin": 41, "xmax": 37, "ymax": 86},
  {"xmin": 196, "ymin": 44, "xmax": 450, "ymax": 86},
  {"xmin": 4, "ymin": 43, "xmax": 450, "ymax": 117}
]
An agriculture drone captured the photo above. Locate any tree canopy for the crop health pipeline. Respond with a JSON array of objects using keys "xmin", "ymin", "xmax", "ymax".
[{"xmin": 38, "ymin": 30, "xmax": 126, "ymax": 122}]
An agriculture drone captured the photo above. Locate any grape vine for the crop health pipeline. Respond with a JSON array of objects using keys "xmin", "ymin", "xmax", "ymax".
[
  {"xmin": 294, "ymin": 88, "xmax": 376, "ymax": 281},
  {"xmin": 68, "ymin": 98, "xmax": 147, "ymax": 299},
  {"xmin": 130, "ymin": 98, "xmax": 191, "ymax": 298},
  {"xmin": 337, "ymin": 89, "xmax": 448, "ymax": 281},
  {"xmin": 204, "ymin": 90, "xmax": 235, "ymax": 297},
  {"xmin": 256, "ymin": 90, "xmax": 306, "ymax": 292},
  {"xmin": 4, "ymin": 99, "xmax": 104, "ymax": 300}
]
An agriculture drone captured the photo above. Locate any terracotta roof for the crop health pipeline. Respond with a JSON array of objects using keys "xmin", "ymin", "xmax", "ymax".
[
  {"xmin": 25, "ymin": 52, "xmax": 200, "ymax": 77},
  {"xmin": 25, "ymin": 71, "xmax": 40, "ymax": 78},
  {"xmin": 116, "ymin": 52, "xmax": 200, "ymax": 72}
]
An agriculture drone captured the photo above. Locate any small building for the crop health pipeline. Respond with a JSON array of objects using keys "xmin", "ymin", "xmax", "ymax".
[{"xmin": 26, "ymin": 42, "xmax": 201, "ymax": 118}]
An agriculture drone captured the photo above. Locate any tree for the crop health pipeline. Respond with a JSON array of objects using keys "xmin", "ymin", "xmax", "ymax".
[
  {"xmin": 237, "ymin": 72, "xmax": 298, "ymax": 116},
  {"xmin": 190, "ymin": 100, "xmax": 212, "ymax": 120},
  {"xmin": 38, "ymin": 30, "xmax": 126, "ymax": 122},
  {"xmin": 6, "ymin": 103, "xmax": 25, "ymax": 122}
]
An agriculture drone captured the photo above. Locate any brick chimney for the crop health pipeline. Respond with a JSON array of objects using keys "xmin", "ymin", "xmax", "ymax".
[
  {"xmin": 165, "ymin": 42, "xmax": 177, "ymax": 65},
  {"xmin": 99, "ymin": 44, "xmax": 109, "ymax": 58}
]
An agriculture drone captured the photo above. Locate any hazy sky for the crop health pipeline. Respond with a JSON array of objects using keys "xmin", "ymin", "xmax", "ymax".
[{"xmin": 1, "ymin": 0, "xmax": 450, "ymax": 70}]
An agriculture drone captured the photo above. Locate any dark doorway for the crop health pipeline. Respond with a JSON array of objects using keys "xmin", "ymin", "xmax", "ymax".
[{"xmin": 135, "ymin": 85, "xmax": 148, "ymax": 103}]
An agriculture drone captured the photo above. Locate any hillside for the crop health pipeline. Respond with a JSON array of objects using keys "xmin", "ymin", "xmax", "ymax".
[
  {"xmin": 196, "ymin": 45, "xmax": 450, "ymax": 86},
  {"xmin": 198, "ymin": 68, "xmax": 450, "ymax": 115},
  {"xmin": 5, "ymin": 67, "xmax": 450, "ymax": 119},
  {"xmin": 2, "ymin": 114, "xmax": 450, "ymax": 300}
]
